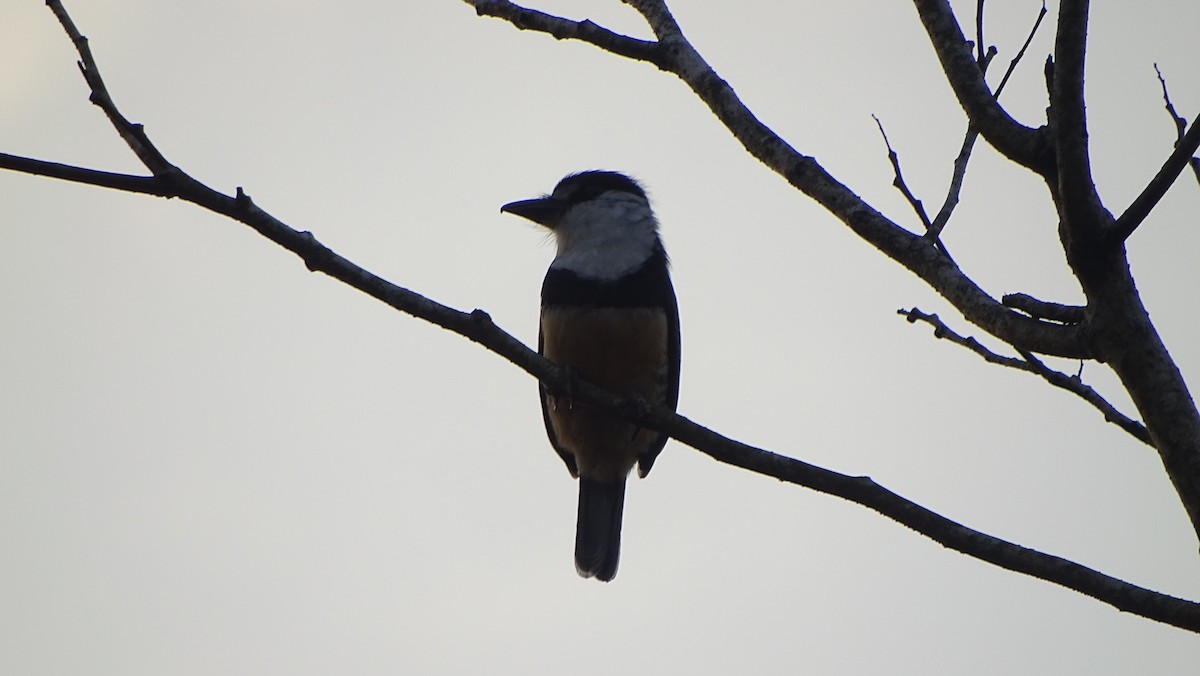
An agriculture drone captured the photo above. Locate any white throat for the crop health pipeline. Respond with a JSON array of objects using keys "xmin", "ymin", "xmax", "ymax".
[{"xmin": 549, "ymin": 191, "xmax": 658, "ymax": 281}]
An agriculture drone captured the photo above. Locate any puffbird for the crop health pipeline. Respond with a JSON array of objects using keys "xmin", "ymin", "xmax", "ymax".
[{"xmin": 502, "ymin": 170, "xmax": 681, "ymax": 582}]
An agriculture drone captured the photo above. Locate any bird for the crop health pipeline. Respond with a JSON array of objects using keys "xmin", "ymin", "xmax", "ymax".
[{"xmin": 501, "ymin": 170, "xmax": 681, "ymax": 582}]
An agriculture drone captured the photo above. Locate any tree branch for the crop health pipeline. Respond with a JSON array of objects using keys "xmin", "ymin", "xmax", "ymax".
[
  {"xmin": 900, "ymin": 308, "xmax": 1151, "ymax": 446},
  {"xmin": 1149, "ymin": 64, "xmax": 1200, "ymax": 190},
  {"xmin": 931, "ymin": 0, "xmax": 1045, "ymax": 239},
  {"xmin": 871, "ymin": 115, "xmax": 959, "ymax": 263},
  {"xmin": 911, "ymin": 0, "xmax": 1053, "ymax": 175},
  {"xmin": 992, "ymin": 0, "xmax": 1048, "ymax": 99},
  {"xmin": 1111, "ymin": 106, "xmax": 1200, "ymax": 241},
  {"xmin": 1051, "ymin": 0, "xmax": 1107, "ymax": 229},
  {"xmin": 0, "ymin": 152, "xmax": 174, "ymax": 197},
  {"xmin": 1002, "ymin": 292, "xmax": 1085, "ymax": 324},
  {"xmin": 46, "ymin": 0, "xmax": 175, "ymax": 176},
  {"xmin": 872, "ymin": 115, "xmax": 933, "ymax": 230},
  {"xmin": 471, "ymin": 0, "xmax": 662, "ymax": 65}
]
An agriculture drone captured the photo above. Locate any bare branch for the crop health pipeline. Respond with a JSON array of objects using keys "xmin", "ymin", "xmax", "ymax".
[
  {"xmin": 0, "ymin": 152, "xmax": 173, "ymax": 197},
  {"xmin": 1155, "ymin": 65, "xmax": 1200, "ymax": 189},
  {"xmin": 872, "ymin": 115, "xmax": 960, "ymax": 263},
  {"xmin": 899, "ymin": 308, "xmax": 1151, "ymax": 446},
  {"xmin": 928, "ymin": 129, "xmax": 978, "ymax": 238},
  {"xmin": 973, "ymin": 0, "xmax": 985, "ymax": 65},
  {"xmin": 1002, "ymin": 292, "xmax": 1085, "ymax": 324},
  {"xmin": 1155, "ymin": 64, "xmax": 1191, "ymax": 141},
  {"xmin": 46, "ymin": 0, "xmax": 174, "ymax": 176},
  {"xmin": 992, "ymin": 0, "xmax": 1048, "ymax": 99},
  {"xmin": 1016, "ymin": 349, "xmax": 1153, "ymax": 446},
  {"xmin": 471, "ymin": 0, "xmax": 662, "ymax": 65},
  {"xmin": 1112, "ymin": 115, "xmax": 1200, "ymax": 240},
  {"xmin": 912, "ymin": 0, "xmax": 1053, "ymax": 174},
  {"xmin": 655, "ymin": 398, "xmax": 1189, "ymax": 628},
  {"xmin": 872, "ymin": 115, "xmax": 932, "ymax": 230},
  {"xmin": 1051, "ymin": 0, "xmax": 1107, "ymax": 229},
  {"xmin": 928, "ymin": 0, "xmax": 1047, "ymax": 237},
  {"xmin": 929, "ymin": 0, "xmax": 1046, "ymax": 240},
  {"xmin": 900, "ymin": 307, "xmax": 1028, "ymax": 368}
]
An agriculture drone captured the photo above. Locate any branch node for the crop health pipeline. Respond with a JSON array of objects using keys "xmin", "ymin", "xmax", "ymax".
[
  {"xmin": 295, "ymin": 231, "xmax": 332, "ymax": 272},
  {"xmin": 470, "ymin": 308, "xmax": 493, "ymax": 326}
]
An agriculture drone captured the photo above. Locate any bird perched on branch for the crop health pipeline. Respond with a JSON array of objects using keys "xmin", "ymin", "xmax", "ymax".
[{"xmin": 501, "ymin": 170, "xmax": 681, "ymax": 582}]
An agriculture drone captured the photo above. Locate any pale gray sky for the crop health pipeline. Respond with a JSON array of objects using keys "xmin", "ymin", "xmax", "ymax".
[{"xmin": 3, "ymin": 1, "xmax": 1199, "ymax": 673}]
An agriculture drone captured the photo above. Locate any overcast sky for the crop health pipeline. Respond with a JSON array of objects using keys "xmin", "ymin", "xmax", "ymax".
[{"xmin": 3, "ymin": 1, "xmax": 1200, "ymax": 673}]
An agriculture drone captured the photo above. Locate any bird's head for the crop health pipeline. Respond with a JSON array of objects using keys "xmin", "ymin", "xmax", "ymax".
[{"xmin": 502, "ymin": 170, "xmax": 660, "ymax": 281}]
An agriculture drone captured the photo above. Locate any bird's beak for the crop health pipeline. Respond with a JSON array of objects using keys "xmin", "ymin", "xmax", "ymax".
[{"xmin": 501, "ymin": 197, "xmax": 566, "ymax": 228}]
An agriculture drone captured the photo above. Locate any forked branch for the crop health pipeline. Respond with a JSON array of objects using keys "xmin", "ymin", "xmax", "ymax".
[{"xmin": 900, "ymin": 308, "xmax": 1151, "ymax": 446}]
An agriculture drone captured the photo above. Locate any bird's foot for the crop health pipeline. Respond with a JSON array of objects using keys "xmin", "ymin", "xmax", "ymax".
[
  {"xmin": 622, "ymin": 394, "xmax": 650, "ymax": 440},
  {"xmin": 561, "ymin": 365, "xmax": 578, "ymax": 410}
]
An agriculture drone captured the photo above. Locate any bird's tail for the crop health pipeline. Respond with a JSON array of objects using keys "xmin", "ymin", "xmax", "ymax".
[{"xmin": 575, "ymin": 477, "xmax": 626, "ymax": 582}]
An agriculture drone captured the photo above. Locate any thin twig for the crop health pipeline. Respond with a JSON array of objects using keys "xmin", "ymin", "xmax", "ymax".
[
  {"xmin": 929, "ymin": 128, "xmax": 979, "ymax": 239},
  {"xmin": 1109, "ymin": 65, "xmax": 1200, "ymax": 242},
  {"xmin": 45, "ymin": 0, "xmax": 174, "ymax": 175},
  {"xmin": 1113, "ymin": 109, "xmax": 1200, "ymax": 241},
  {"xmin": 913, "ymin": 0, "xmax": 1053, "ymax": 174},
  {"xmin": 1155, "ymin": 64, "xmax": 1191, "ymax": 144},
  {"xmin": 1015, "ymin": 348, "xmax": 1152, "ymax": 445},
  {"xmin": 899, "ymin": 307, "xmax": 1026, "ymax": 369},
  {"xmin": 872, "ymin": 115, "xmax": 959, "ymax": 263},
  {"xmin": 932, "ymin": 0, "xmax": 1046, "ymax": 237},
  {"xmin": 899, "ymin": 308, "xmax": 1151, "ymax": 446},
  {"xmin": 872, "ymin": 115, "xmax": 932, "ymax": 230},
  {"xmin": 927, "ymin": 46, "xmax": 992, "ymax": 239},
  {"xmin": 974, "ymin": 0, "xmax": 985, "ymax": 65},
  {"xmin": 993, "ymin": 0, "xmax": 1048, "ymax": 98},
  {"xmin": 472, "ymin": 0, "xmax": 662, "ymax": 65},
  {"xmin": 0, "ymin": 152, "xmax": 173, "ymax": 197}
]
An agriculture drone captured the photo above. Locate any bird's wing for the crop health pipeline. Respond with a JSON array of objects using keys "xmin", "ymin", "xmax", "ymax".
[{"xmin": 539, "ymin": 324, "xmax": 579, "ymax": 478}]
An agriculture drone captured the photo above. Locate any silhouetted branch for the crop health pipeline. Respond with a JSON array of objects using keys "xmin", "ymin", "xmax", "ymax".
[
  {"xmin": 1111, "ymin": 67, "xmax": 1200, "ymax": 241},
  {"xmin": 973, "ymin": 0, "xmax": 985, "ymax": 64},
  {"xmin": 1155, "ymin": 64, "xmax": 1191, "ymax": 142},
  {"xmin": 1002, "ymin": 292, "xmax": 1085, "ymax": 324},
  {"xmin": 0, "ymin": 152, "xmax": 173, "ymax": 197},
  {"xmin": 1152, "ymin": 64, "xmax": 1200, "ymax": 188},
  {"xmin": 900, "ymin": 307, "xmax": 1026, "ymax": 368},
  {"xmin": 46, "ymin": 0, "xmax": 174, "ymax": 175},
  {"xmin": 928, "ymin": 128, "xmax": 978, "ymax": 239},
  {"xmin": 900, "ymin": 308, "xmax": 1151, "ymax": 446},
  {"xmin": 471, "ymin": 0, "xmax": 661, "ymax": 64},
  {"xmin": 1016, "ymin": 348, "xmax": 1153, "ymax": 446},
  {"xmin": 872, "ymin": 115, "xmax": 932, "ymax": 230},
  {"xmin": 912, "ymin": 0, "xmax": 1053, "ymax": 174},
  {"xmin": 1051, "ymin": 0, "xmax": 1106, "ymax": 227},
  {"xmin": 992, "ymin": 0, "xmax": 1048, "ymax": 99},
  {"xmin": 929, "ymin": 0, "xmax": 1048, "ymax": 238}
]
